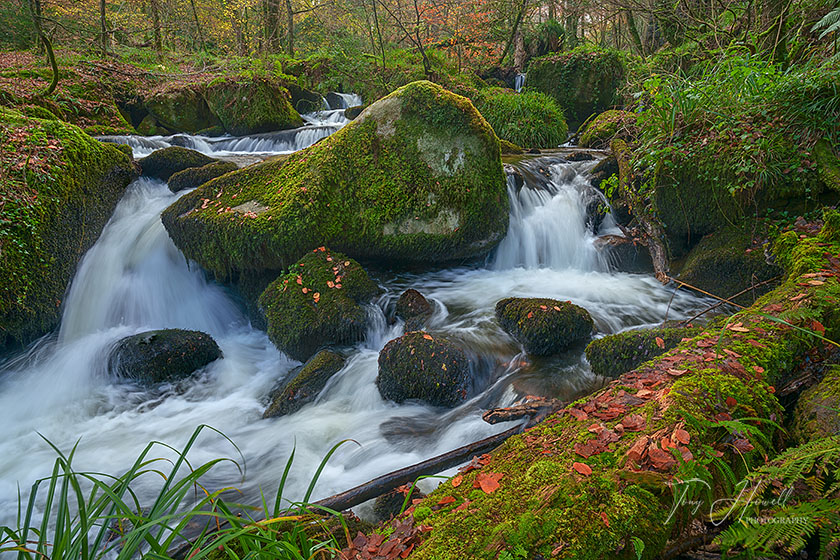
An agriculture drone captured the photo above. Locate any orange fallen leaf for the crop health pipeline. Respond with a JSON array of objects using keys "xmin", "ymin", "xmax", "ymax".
[
  {"xmin": 475, "ymin": 472, "xmax": 503, "ymax": 493},
  {"xmin": 725, "ymin": 396, "xmax": 737, "ymax": 407},
  {"xmin": 600, "ymin": 512, "xmax": 610, "ymax": 527},
  {"xmin": 572, "ymin": 462, "xmax": 592, "ymax": 476},
  {"xmin": 673, "ymin": 429, "xmax": 690, "ymax": 445},
  {"xmin": 451, "ymin": 474, "xmax": 463, "ymax": 488},
  {"xmin": 655, "ymin": 337, "xmax": 665, "ymax": 349},
  {"xmin": 437, "ymin": 496, "xmax": 456, "ymax": 506},
  {"xmin": 423, "ymin": 334, "xmax": 433, "ymax": 340}
]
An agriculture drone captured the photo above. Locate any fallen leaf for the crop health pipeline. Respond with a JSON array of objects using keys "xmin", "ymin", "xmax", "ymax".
[
  {"xmin": 600, "ymin": 511, "xmax": 610, "ymax": 527},
  {"xmin": 437, "ymin": 496, "xmax": 456, "ymax": 506},
  {"xmin": 725, "ymin": 396, "xmax": 738, "ymax": 407},
  {"xmin": 655, "ymin": 337, "xmax": 665, "ymax": 349},
  {"xmin": 475, "ymin": 472, "xmax": 503, "ymax": 493},
  {"xmin": 423, "ymin": 334, "xmax": 433, "ymax": 340},
  {"xmin": 451, "ymin": 474, "xmax": 463, "ymax": 488},
  {"xmin": 673, "ymin": 429, "xmax": 690, "ymax": 445},
  {"xmin": 572, "ymin": 462, "xmax": 592, "ymax": 476},
  {"xmin": 568, "ymin": 408, "xmax": 588, "ymax": 421},
  {"xmin": 667, "ymin": 368, "xmax": 688, "ymax": 377},
  {"xmin": 732, "ymin": 438, "xmax": 755, "ymax": 453},
  {"xmin": 621, "ymin": 414, "xmax": 646, "ymax": 431}
]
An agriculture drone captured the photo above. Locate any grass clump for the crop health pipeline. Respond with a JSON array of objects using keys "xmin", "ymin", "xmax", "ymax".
[{"xmin": 472, "ymin": 88, "xmax": 568, "ymax": 149}]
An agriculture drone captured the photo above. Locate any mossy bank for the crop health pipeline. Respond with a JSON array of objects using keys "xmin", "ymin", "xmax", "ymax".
[{"xmin": 0, "ymin": 108, "xmax": 135, "ymax": 349}]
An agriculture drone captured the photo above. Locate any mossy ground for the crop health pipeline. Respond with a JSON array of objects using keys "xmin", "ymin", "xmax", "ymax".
[
  {"xmin": 368, "ymin": 217, "xmax": 840, "ymax": 559},
  {"xmin": 0, "ymin": 108, "xmax": 135, "ymax": 348},
  {"xmin": 161, "ymin": 81, "xmax": 508, "ymax": 278},
  {"xmin": 585, "ymin": 324, "xmax": 703, "ymax": 378},
  {"xmin": 258, "ymin": 248, "xmax": 380, "ymax": 362}
]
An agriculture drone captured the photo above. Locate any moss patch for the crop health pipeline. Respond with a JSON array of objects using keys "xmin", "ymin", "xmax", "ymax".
[
  {"xmin": 791, "ymin": 365, "xmax": 840, "ymax": 444},
  {"xmin": 0, "ymin": 108, "xmax": 135, "ymax": 348},
  {"xmin": 579, "ymin": 110, "xmax": 636, "ymax": 149},
  {"xmin": 139, "ymin": 146, "xmax": 218, "ymax": 181},
  {"xmin": 168, "ymin": 160, "xmax": 238, "ymax": 193},
  {"xmin": 263, "ymin": 349, "xmax": 346, "ymax": 417},
  {"xmin": 586, "ymin": 325, "xmax": 703, "ymax": 378},
  {"xmin": 203, "ymin": 76, "xmax": 303, "ymax": 135},
  {"xmin": 161, "ymin": 81, "xmax": 508, "ymax": 277},
  {"xmin": 258, "ymin": 248, "xmax": 380, "ymax": 361}
]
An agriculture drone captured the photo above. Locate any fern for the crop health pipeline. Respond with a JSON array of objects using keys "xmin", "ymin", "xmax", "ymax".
[
  {"xmin": 813, "ymin": 6, "xmax": 840, "ymax": 40},
  {"xmin": 715, "ymin": 436, "xmax": 840, "ymax": 559}
]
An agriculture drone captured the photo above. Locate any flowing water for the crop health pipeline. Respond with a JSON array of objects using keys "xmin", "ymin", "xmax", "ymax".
[{"xmin": 0, "ymin": 99, "xmax": 710, "ymax": 527}]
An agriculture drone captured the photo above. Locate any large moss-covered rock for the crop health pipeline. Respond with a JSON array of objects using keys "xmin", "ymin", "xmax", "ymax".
[
  {"xmin": 585, "ymin": 325, "xmax": 702, "ymax": 377},
  {"xmin": 791, "ymin": 365, "xmax": 840, "ymax": 444},
  {"xmin": 168, "ymin": 160, "xmax": 238, "ymax": 193},
  {"xmin": 145, "ymin": 85, "xmax": 221, "ymax": 134},
  {"xmin": 814, "ymin": 139, "xmax": 840, "ymax": 193},
  {"xmin": 677, "ymin": 226, "xmax": 782, "ymax": 306},
  {"xmin": 258, "ymin": 248, "xmax": 380, "ymax": 361},
  {"xmin": 263, "ymin": 349, "xmax": 346, "ymax": 418},
  {"xmin": 495, "ymin": 298, "xmax": 593, "ymax": 356},
  {"xmin": 394, "ymin": 289, "xmax": 433, "ymax": 331},
  {"xmin": 139, "ymin": 147, "xmax": 218, "ymax": 181},
  {"xmin": 108, "ymin": 329, "xmax": 222, "ymax": 384},
  {"xmin": 161, "ymin": 81, "xmax": 508, "ymax": 277},
  {"xmin": 579, "ymin": 110, "xmax": 636, "ymax": 149},
  {"xmin": 0, "ymin": 109, "xmax": 136, "ymax": 348},
  {"xmin": 203, "ymin": 77, "xmax": 303, "ymax": 136},
  {"xmin": 527, "ymin": 48, "xmax": 626, "ymax": 130},
  {"xmin": 376, "ymin": 331, "xmax": 470, "ymax": 407}
]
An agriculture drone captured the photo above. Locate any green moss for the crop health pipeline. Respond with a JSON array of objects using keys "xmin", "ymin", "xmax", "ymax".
[
  {"xmin": 814, "ymin": 139, "xmax": 840, "ymax": 194},
  {"xmin": 499, "ymin": 139, "xmax": 524, "ymax": 155},
  {"xmin": 471, "ymin": 88, "xmax": 568, "ymax": 149},
  {"xmin": 161, "ymin": 81, "xmax": 508, "ymax": 277},
  {"xmin": 526, "ymin": 47, "xmax": 627, "ymax": 130},
  {"xmin": 495, "ymin": 298, "xmax": 593, "ymax": 356},
  {"xmin": 774, "ymin": 209, "xmax": 840, "ymax": 278},
  {"xmin": 168, "ymin": 160, "xmax": 238, "ymax": 193},
  {"xmin": 258, "ymin": 248, "xmax": 380, "ymax": 361},
  {"xmin": 139, "ymin": 147, "xmax": 218, "ymax": 181},
  {"xmin": 586, "ymin": 325, "xmax": 702, "ymax": 377},
  {"xmin": 791, "ymin": 365, "xmax": 840, "ymax": 444},
  {"xmin": 136, "ymin": 114, "xmax": 171, "ymax": 136},
  {"xmin": 579, "ymin": 110, "xmax": 637, "ymax": 149},
  {"xmin": 677, "ymin": 226, "xmax": 782, "ymax": 305},
  {"xmin": 0, "ymin": 108, "xmax": 136, "ymax": 348},
  {"xmin": 263, "ymin": 349, "xmax": 346, "ymax": 417},
  {"xmin": 203, "ymin": 77, "xmax": 303, "ymax": 136},
  {"xmin": 144, "ymin": 85, "xmax": 221, "ymax": 134}
]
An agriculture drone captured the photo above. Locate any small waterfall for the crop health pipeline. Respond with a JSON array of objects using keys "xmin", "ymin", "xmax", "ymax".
[
  {"xmin": 514, "ymin": 73, "xmax": 526, "ymax": 93},
  {"xmin": 326, "ymin": 92, "xmax": 363, "ymax": 110},
  {"xmin": 492, "ymin": 157, "xmax": 612, "ymax": 271}
]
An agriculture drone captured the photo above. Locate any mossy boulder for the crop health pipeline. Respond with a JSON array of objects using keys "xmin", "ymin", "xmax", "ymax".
[
  {"xmin": 136, "ymin": 114, "xmax": 171, "ymax": 136},
  {"xmin": 585, "ymin": 324, "xmax": 702, "ymax": 377},
  {"xmin": 108, "ymin": 329, "xmax": 222, "ymax": 384},
  {"xmin": 526, "ymin": 48, "xmax": 626, "ymax": 130},
  {"xmin": 0, "ymin": 109, "xmax": 136, "ymax": 348},
  {"xmin": 499, "ymin": 139, "xmax": 524, "ymax": 155},
  {"xmin": 345, "ymin": 105, "xmax": 365, "ymax": 120},
  {"xmin": 579, "ymin": 110, "xmax": 637, "ymax": 148},
  {"xmin": 814, "ymin": 139, "xmax": 840, "ymax": 193},
  {"xmin": 677, "ymin": 226, "xmax": 782, "ymax": 306},
  {"xmin": 145, "ymin": 85, "xmax": 221, "ymax": 134},
  {"xmin": 495, "ymin": 297, "xmax": 593, "ymax": 356},
  {"xmin": 791, "ymin": 365, "xmax": 840, "ymax": 444},
  {"xmin": 168, "ymin": 160, "xmax": 238, "ymax": 193},
  {"xmin": 161, "ymin": 81, "xmax": 508, "ymax": 277},
  {"xmin": 203, "ymin": 77, "xmax": 304, "ymax": 136},
  {"xmin": 263, "ymin": 349, "xmax": 346, "ymax": 418},
  {"xmin": 258, "ymin": 248, "xmax": 380, "ymax": 361},
  {"xmin": 394, "ymin": 288, "xmax": 434, "ymax": 331},
  {"xmin": 594, "ymin": 234, "xmax": 653, "ymax": 273},
  {"xmin": 139, "ymin": 147, "xmax": 218, "ymax": 181},
  {"xmin": 376, "ymin": 331, "xmax": 470, "ymax": 407}
]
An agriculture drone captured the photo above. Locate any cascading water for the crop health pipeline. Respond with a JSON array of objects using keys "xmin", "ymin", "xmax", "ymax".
[
  {"xmin": 514, "ymin": 73, "xmax": 526, "ymax": 93},
  {"xmin": 0, "ymin": 119, "xmax": 711, "ymax": 529}
]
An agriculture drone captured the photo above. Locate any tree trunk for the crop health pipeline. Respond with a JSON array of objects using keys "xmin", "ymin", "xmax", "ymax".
[
  {"xmin": 372, "ymin": 0, "xmax": 385, "ymax": 69},
  {"xmin": 150, "ymin": 0, "xmax": 162, "ymax": 53},
  {"xmin": 285, "ymin": 0, "xmax": 294, "ymax": 55},
  {"xmin": 625, "ymin": 10, "xmax": 644, "ymax": 55},
  {"xmin": 513, "ymin": 28, "xmax": 526, "ymax": 71},
  {"xmin": 498, "ymin": 0, "xmax": 528, "ymax": 65},
  {"xmin": 189, "ymin": 0, "xmax": 205, "ymax": 50},
  {"xmin": 27, "ymin": 0, "xmax": 58, "ymax": 97},
  {"xmin": 99, "ymin": 0, "xmax": 109, "ymax": 53}
]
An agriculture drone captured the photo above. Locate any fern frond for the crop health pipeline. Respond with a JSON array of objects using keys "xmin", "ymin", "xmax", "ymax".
[{"xmin": 813, "ymin": 7, "xmax": 840, "ymax": 40}]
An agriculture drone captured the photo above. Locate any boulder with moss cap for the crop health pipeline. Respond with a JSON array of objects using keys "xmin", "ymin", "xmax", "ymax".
[
  {"xmin": 495, "ymin": 297, "xmax": 593, "ymax": 356},
  {"xmin": 168, "ymin": 160, "xmax": 238, "ymax": 192},
  {"xmin": 160, "ymin": 81, "xmax": 509, "ymax": 278},
  {"xmin": 263, "ymin": 349, "xmax": 346, "ymax": 417},
  {"xmin": 139, "ymin": 146, "xmax": 218, "ymax": 181},
  {"xmin": 258, "ymin": 248, "xmax": 380, "ymax": 361}
]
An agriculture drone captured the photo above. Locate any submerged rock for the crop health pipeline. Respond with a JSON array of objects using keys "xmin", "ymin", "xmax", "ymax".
[
  {"xmin": 259, "ymin": 248, "xmax": 380, "ymax": 362},
  {"xmin": 139, "ymin": 146, "xmax": 217, "ymax": 180},
  {"xmin": 585, "ymin": 324, "xmax": 703, "ymax": 378},
  {"xmin": 161, "ymin": 81, "xmax": 508, "ymax": 277},
  {"xmin": 791, "ymin": 365, "xmax": 840, "ymax": 444},
  {"xmin": 0, "ymin": 108, "xmax": 136, "ymax": 349},
  {"xmin": 109, "ymin": 329, "xmax": 222, "ymax": 384},
  {"xmin": 495, "ymin": 298, "xmax": 593, "ymax": 356},
  {"xmin": 168, "ymin": 160, "xmax": 238, "ymax": 193},
  {"xmin": 263, "ymin": 350, "xmax": 346, "ymax": 418},
  {"xmin": 394, "ymin": 289, "xmax": 434, "ymax": 331},
  {"xmin": 677, "ymin": 226, "xmax": 782, "ymax": 306},
  {"xmin": 377, "ymin": 331, "xmax": 470, "ymax": 407}
]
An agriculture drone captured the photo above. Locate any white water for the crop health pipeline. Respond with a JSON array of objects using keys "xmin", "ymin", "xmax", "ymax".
[
  {"xmin": 514, "ymin": 73, "xmax": 526, "ymax": 93},
  {"xmin": 0, "ymin": 127, "xmax": 710, "ymax": 529}
]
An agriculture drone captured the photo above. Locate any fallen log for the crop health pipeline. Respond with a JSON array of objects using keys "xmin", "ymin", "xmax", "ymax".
[{"xmin": 481, "ymin": 398, "xmax": 565, "ymax": 425}]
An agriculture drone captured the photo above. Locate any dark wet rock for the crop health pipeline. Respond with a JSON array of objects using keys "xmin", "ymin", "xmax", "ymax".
[
  {"xmin": 595, "ymin": 235, "xmax": 653, "ymax": 273},
  {"xmin": 344, "ymin": 105, "xmax": 365, "ymax": 120},
  {"xmin": 377, "ymin": 331, "xmax": 470, "ymax": 407},
  {"xmin": 259, "ymin": 248, "xmax": 380, "ymax": 362},
  {"xmin": 585, "ymin": 324, "xmax": 702, "ymax": 378},
  {"xmin": 566, "ymin": 151, "xmax": 595, "ymax": 162},
  {"xmin": 263, "ymin": 350, "xmax": 346, "ymax": 418},
  {"xmin": 495, "ymin": 297, "xmax": 593, "ymax": 356},
  {"xmin": 589, "ymin": 155, "xmax": 618, "ymax": 189},
  {"xmin": 139, "ymin": 146, "xmax": 217, "ymax": 181},
  {"xmin": 395, "ymin": 289, "xmax": 433, "ymax": 331},
  {"xmin": 108, "ymin": 329, "xmax": 222, "ymax": 384},
  {"xmin": 373, "ymin": 485, "xmax": 427, "ymax": 521},
  {"xmin": 168, "ymin": 160, "xmax": 238, "ymax": 193}
]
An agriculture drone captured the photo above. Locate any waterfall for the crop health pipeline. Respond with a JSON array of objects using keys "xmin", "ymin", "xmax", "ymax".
[
  {"xmin": 492, "ymin": 157, "xmax": 614, "ymax": 270},
  {"xmin": 514, "ymin": 73, "xmax": 526, "ymax": 92}
]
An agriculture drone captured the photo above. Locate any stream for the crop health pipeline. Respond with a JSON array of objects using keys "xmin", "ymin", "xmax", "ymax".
[{"xmin": 0, "ymin": 97, "xmax": 710, "ymax": 526}]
